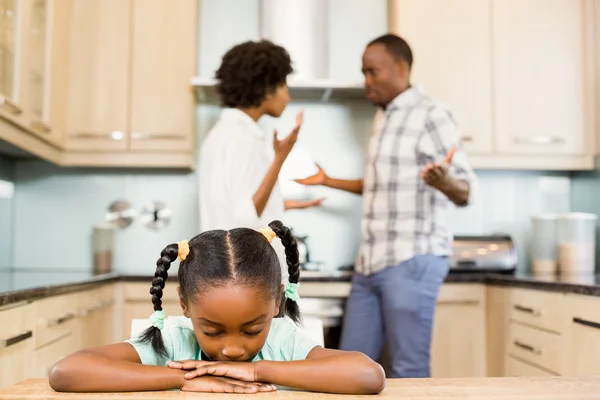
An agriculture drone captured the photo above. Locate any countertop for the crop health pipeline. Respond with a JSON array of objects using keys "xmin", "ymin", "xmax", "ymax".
[
  {"xmin": 2, "ymin": 269, "xmax": 600, "ymax": 308},
  {"xmin": 2, "ymin": 377, "xmax": 600, "ymax": 399}
]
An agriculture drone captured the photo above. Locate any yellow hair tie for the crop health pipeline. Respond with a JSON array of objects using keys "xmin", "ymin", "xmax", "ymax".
[
  {"xmin": 258, "ymin": 227, "xmax": 276, "ymax": 243},
  {"xmin": 178, "ymin": 240, "xmax": 190, "ymax": 261}
]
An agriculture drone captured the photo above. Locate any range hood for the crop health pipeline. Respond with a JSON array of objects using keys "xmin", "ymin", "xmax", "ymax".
[{"xmin": 191, "ymin": 0, "xmax": 366, "ymax": 102}]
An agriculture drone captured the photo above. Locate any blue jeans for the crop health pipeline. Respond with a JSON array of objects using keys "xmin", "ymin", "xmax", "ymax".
[{"xmin": 339, "ymin": 255, "xmax": 449, "ymax": 378}]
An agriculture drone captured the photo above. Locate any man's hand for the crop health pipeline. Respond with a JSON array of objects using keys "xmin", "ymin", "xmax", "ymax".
[
  {"xmin": 294, "ymin": 163, "xmax": 328, "ymax": 186},
  {"xmin": 421, "ymin": 146, "xmax": 456, "ymax": 190},
  {"xmin": 284, "ymin": 198, "xmax": 325, "ymax": 211},
  {"xmin": 180, "ymin": 376, "xmax": 276, "ymax": 394},
  {"xmin": 273, "ymin": 110, "xmax": 304, "ymax": 163},
  {"xmin": 168, "ymin": 360, "xmax": 259, "ymax": 382}
]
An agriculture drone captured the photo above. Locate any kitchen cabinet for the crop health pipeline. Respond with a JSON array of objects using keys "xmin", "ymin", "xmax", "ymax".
[
  {"xmin": 563, "ymin": 294, "xmax": 600, "ymax": 376},
  {"xmin": 485, "ymin": 286, "xmax": 508, "ymax": 377},
  {"xmin": 64, "ymin": 0, "xmax": 130, "ymax": 152},
  {"xmin": 387, "ymin": 0, "xmax": 595, "ymax": 170},
  {"xmin": 505, "ymin": 356, "xmax": 557, "ymax": 377},
  {"xmin": 0, "ymin": 303, "xmax": 34, "ymax": 388},
  {"xmin": 0, "ymin": 0, "xmax": 69, "ymax": 147},
  {"xmin": 128, "ymin": 0, "xmax": 196, "ymax": 152},
  {"xmin": 492, "ymin": 0, "xmax": 592, "ymax": 156},
  {"xmin": 63, "ymin": 0, "xmax": 197, "ymax": 167},
  {"xmin": 431, "ymin": 284, "xmax": 487, "ymax": 378},
  {"xmin": 78, "ymin": 285, "xmax": 116, "ymax": 349},
  {"xmin": 389, "ymin": 0, "xmax": 493, "ymax": 154}
]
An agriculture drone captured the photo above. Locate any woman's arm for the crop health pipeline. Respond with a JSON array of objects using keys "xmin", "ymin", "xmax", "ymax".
[
  {"xmin": 256, "ymin": 347, "xmax": 385, "ymax": 394},
  {"xmin": 49, "ymin": 343, "xmax": 186, "ymax": 392}
]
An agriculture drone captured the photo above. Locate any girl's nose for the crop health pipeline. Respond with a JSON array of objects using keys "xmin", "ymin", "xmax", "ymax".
[{"xmin": 221, "ymin": 343, "xmax": 245, "ymax": 360}]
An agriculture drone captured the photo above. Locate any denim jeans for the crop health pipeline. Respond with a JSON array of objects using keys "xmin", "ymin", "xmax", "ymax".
[{"xmin": 339, "ymin": 254, "xmax": 449, "ymax": 378}]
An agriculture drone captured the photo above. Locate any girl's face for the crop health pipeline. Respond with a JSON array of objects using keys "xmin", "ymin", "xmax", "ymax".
[
  {"xmin": 179, "ymin": 284, "xmax": 280, "ymax": 362},
  {"xmin": 262, "ymin": 84, "xmax": 290, "ymax": 118}
]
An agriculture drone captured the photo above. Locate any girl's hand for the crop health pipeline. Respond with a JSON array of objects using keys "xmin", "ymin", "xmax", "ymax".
[
  {"xmin": 180, "ymin": 375, "xmax": 276, "ymax": 394},
  {"xmin": 168, "ymin": 360, "xmax": 259, "ymax": 382}
]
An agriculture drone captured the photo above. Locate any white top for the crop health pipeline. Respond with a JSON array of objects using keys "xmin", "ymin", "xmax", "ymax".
[
  {"xmin": 198, "ymin": 109, "xmax": 288, "ymax": 282},
  {"xmin": 199, "ymin": 108, "xmax": 285, "ymax": 232}
]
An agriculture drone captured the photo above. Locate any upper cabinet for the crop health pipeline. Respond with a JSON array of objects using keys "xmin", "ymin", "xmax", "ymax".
[
  {"xmin": 389, "ymin": 0, "xmax": 493, "ymax": 154},
  {"xmin": 388, "ymin": 0, "xmax": 595, "ymax": 170},
  {"xmin": 128, "ymin": 0, "xmax": 196, "ymax": 152},
  {"xmin": 493, "ymin": 0, "xmax": 590, "ymax": 155},
  {"xmin": 64, "ymin": 0, "xmax": 130, "ymax": 152},
  {"xmin": 0, "ymin": 0, "xmax": 197, "ymax": 168},
  {"xmin": 0, "ymin": 0, "xmax": 66, "ymax": 146},
  {"xmin": 64, "ymin": 0, "xmax": 197, "ymax": 164}
]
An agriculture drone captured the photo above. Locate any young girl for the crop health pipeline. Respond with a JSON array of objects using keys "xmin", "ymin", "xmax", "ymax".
[{"xmin": 49, "ymin": 220, "xmax": 385, "ymax": 394}]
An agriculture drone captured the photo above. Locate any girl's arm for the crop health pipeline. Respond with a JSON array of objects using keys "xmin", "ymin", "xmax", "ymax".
[
  {"xmin": 49, "ymin": 343, "xmax": 186, "ymax": 392},
  {"xmin": 256, "ymin": 347, "xmax": 386, "ymax": 394}
]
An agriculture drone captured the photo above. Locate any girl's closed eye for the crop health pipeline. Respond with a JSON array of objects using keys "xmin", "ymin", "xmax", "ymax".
[
  {"xmin": 243, "ymin": 329, "xmax": 263, "ymax": 337},
  {"xmin": 202, "ymin": 331, "xmax": 223, "ymax": 337}
]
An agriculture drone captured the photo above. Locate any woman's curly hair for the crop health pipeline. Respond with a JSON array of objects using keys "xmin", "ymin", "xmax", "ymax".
[{"xmin": 215, "ymin": 40, "xmax": 293, "ymax": 108}]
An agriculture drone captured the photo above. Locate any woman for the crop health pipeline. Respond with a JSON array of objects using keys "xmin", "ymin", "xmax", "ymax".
[{"xmin": 199, "ymin": 40, "xmax": 322, "ymax": 234}]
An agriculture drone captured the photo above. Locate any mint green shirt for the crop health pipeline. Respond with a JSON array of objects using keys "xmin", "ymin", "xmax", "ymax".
[{"xmin": 126, "ymin": 316, "xmax": 319, "ymax": 365}]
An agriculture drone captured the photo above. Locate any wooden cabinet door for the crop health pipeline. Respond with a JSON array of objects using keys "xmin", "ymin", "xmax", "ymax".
[
  {"xmin": 0, "ymin": 304, "xmax": 34, "ymax": 388},
  {"xmin": 389, "ymin": 0, "xmax": 493, "ymax": 154},
  {"xmin": 564, "ymin": 295, "xmax": 600, "ymax": 375},
  {"xmin": 506, "ymin": 356, "xmax": 556, "ymax": 377},
  {"xmin": 493, "ymin": 0, "xmax": 590, "ymax": 155},
  {"xmin": 128, "ymin": 0, "xmax": 196, "ymax": 152},
  {"xmin": 431, "ymin": 284, "xmax": 487, "ymax": 377},
  {"xmin": 64, "ymin": 0, "xmax": 131, "ymax": 151}
]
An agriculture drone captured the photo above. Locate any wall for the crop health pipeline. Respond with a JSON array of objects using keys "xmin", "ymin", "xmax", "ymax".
[
  {"xmin": 4, "ymin": 0, "xmax": 573, "ymax": 283},
  {"xmin": 0, "ymin": 155, "xmax": 15, "ymax": 290}
]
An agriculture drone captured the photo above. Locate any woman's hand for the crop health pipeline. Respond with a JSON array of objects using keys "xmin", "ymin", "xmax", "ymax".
[
  {"xmin": 180, "ymin": 376, "xmax": 276, "ymax": 394},
  {"xmin": 273, "ymin": 110, "xmax": 304, "ymax": 163},
  {"xmin": 168, "ymin": 360, "xmax": 259, "ymax": 382}
]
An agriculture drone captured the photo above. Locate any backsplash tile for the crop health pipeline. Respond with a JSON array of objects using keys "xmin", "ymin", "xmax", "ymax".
[{"xmin": 0, "ymin": 155, "xmax": 14, "ymax": 270}]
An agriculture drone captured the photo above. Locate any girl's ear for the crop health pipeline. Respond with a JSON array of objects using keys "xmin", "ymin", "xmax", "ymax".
[
  {"xmin": 178, "ymin": 286, "xmax": 190, "ymax": 318},
  {"xmin": 273, "ymin": 284, "xmax": 285, "ymax": 316}
]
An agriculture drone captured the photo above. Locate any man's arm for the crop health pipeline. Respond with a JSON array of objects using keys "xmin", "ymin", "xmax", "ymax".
[
  {"xmin": 294, "ymin": 164, "xmax": 364, "ymax": 195},
  {"xmin": 419, "ymin": 109, "xmax": 477, "ymax": 207}
]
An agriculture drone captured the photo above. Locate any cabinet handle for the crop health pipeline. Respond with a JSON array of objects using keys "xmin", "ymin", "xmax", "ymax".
[
  {"xmin": 437, "ymin": 299, "xmax": 481, "ymax": 306},
  {"xmin": 461, "ymin": 136, "xmax": 474, "ymax": 142},
  {"xmin": 30, "ymin": 120, "xmax": 52, "ymax": 134},
  {"xmin": 46, "ymin": 312, "xmax": 75, "ymax": 327},
  {"xmin": 513, "ymin": 136, "xmax": 565, "ymax": 145},
  {"xmin": 131, "ymin": 132, "xmax": 187, "ymax": 140},
  {"xmin": 573, "ymin": 317, "xmax": 600, "ymax": 330},
  {"xmin": 0, "ymin": 96, "xmax": 22, "ymax": 115},
  {"xmin": 513, "ymin": 340, "xmax": 542, "ymax": 355},
  {"xmin": 0, "ymin": 330, "xmax": 32, "ymax": 348},
  {"xmin": 90, "ymin": 299, "xmax": 114, "ymax": 312},
  {"xmin": 69, "ymin": 131, "xmax": 124, "ymax": 141},
  {"xmin": 513, "ymin": 304, "xmax": 541, "ymax": 316}
]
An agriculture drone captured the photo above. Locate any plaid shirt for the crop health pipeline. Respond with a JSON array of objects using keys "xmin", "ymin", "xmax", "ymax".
[{"xmin": 356, "ymin": 85, "xmax": 477, "ymax": 275}]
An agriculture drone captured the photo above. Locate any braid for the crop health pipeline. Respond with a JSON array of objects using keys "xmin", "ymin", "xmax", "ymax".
[
  {"xmin": 138, "ymin": 244, "xmax": 178, "ymax": 357},
  {"xmin": 268, "ymin": 220, "xmax": 301, "ymax": 324}
]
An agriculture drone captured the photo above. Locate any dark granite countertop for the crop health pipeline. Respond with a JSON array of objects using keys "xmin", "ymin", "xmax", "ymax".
[{"xmin": 2, "ymin": 270, "xmax": 600, "ymax": 308}]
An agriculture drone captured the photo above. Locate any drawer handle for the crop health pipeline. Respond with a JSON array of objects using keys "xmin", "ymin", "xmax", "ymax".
[
  {"xmin": 47, "ymin": 312, "xmax": 75, "ymax": 327},
  {"xmin": 514, "ymin": 340, "xmax": 541, "ymax": 355},
  {"xmin": 30, "ymin": 120, "xmax": 52, "ymax": 134},
  {"xmin": 131, "ymin": 132, "xmax": 187, "ymax": 140},
  {"xmin": 70, "ymin": 131, "xmax": 124, "ymax": 141},
  {"xmin": 79, "ymin": 299, "xmax": 115, "ymax": 317},
  {"xmin": 0, "ymin": 330, "xmax": 33, "ymax": 348},
  {"xmin": 438, "ymin": 300, "xmax": 481, "ymax": 306},
  {"xmin": 513, "ymin": 136, "xmax": 565, "ymax": 145},
  {"xmin": 573, "ymin": 317, "xmax": 600, "ymax": 330},
  {"xmin": 0, "ymin": 96, "xmax": 23, "ymax": 115},
  {"xmin": 513, "ymin": 304, "xmax": 541, "ymax": 316},
  {"xmin": 461, "ymin": 136, "xmax": 473, "ymax": 142}
]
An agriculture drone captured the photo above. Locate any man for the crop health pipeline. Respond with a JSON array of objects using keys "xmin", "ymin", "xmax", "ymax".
[{"xmin": 296, "ymin": 34, "xmax": 477, "ymax": 378}]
